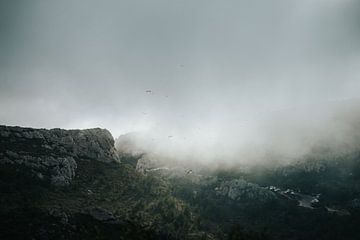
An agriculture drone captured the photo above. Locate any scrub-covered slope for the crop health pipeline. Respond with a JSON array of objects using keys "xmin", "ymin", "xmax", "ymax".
[{"xmin": 0, "ymin": 126, "xmax": 197, "ymax": 240}]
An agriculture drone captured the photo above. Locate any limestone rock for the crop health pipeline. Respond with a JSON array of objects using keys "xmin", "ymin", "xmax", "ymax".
[
  {"xmin": 215, "ymin": 179, "xmax": 276, "ymax": 202},
  {"xmin": 0, "ymin": 125, "xmax": 119, "ymax": 186}
]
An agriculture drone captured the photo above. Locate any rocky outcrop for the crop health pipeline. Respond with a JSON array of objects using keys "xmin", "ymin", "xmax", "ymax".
[
  {"xmin": 215, "ymin": 179, "xmax": 276, "ymax": 202},
  {"xmin": 0, "ymin": 125, "xmax": 119, "ymax": 186}
]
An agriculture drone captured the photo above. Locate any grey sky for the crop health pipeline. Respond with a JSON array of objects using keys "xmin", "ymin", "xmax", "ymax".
[{"xmin": 1, "ymin": 0, "xmax": 360, "ymax": 159}]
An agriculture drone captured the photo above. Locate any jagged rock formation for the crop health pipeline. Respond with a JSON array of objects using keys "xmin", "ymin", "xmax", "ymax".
[
  {"xmin": 215, "ymin": 179, "xmax": 276, "ymax": 202},
  {"xmin": 2, "ymin": 124, "xmax": 360, "ymax": 239},
  {"xmin": 0, "ymin": 125, "xmax": 119, "ymax": 186}
]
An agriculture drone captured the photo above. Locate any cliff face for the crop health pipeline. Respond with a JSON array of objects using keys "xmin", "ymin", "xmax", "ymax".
[
  {"xmin": 0, "ymin": 125, "xmax": 119, "ymax": 186},
  {"xmin": 0, "ymin": 125, "xmax": 196, "ymax": 240},
  {"xmin": 215, "ymin": 179, "xmax": 276, "ymax": 202}
]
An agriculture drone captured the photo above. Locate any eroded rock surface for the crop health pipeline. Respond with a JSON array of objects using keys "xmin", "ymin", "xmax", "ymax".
[
  {"xmin": 0, "ymin": 125, "xmax": 119, "ymax": 186},
  {"xmin": 215, "ymin": 179, "xmax": 276, "ymax": 202}
]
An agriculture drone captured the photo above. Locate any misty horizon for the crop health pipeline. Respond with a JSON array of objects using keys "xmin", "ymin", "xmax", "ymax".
[{"xmin": 1, "ymin": 0, "xmax": 360, "ymax": 164}]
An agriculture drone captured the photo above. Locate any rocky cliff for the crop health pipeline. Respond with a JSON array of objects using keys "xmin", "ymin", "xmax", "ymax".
[
  {"xmin": 0, "ymin": 125, "xmax": 196, "ymax": 240},
  {"xmin": 0, "ymin": 125, "xmax": 119, "ymax": 186},
  {"xmin": 215, "ymin": 179, "xmax": 276, "ymax": 202}
]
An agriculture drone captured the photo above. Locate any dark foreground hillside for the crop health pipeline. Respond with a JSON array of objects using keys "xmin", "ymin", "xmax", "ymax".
[
  {"xmin": 1, "ymin": 125, "xmax": 360, "ymax": 239},
  {"xmin": 0, "ymin": 125, "xmax": 199, "ymax": 239}
]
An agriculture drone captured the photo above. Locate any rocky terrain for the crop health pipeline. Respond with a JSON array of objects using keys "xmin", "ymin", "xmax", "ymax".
[
  {"xmin": 0, "ymin": 125, "xmax": 119, "ymax": 186},
  {"xmin": 1, "ymin": 125, "xmax": 360, "ymax": 239},
  {"xmin": 0, "ymin": 125, "xmax": 198, "ymax": 239},
  {"xmin": 215, "ymin": 179, "xmax": 276, "ymax": 202}
]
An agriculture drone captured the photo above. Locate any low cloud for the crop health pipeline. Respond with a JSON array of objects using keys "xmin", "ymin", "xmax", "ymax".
[{"xmin": 1, "ymin": 0, "xmax": 360, "ymax": 166}]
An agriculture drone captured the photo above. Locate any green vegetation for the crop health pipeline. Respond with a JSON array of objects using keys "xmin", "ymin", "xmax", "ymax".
[{"xmin": 2, "ymin": 151, "xmax": 360, "ymax": 239}]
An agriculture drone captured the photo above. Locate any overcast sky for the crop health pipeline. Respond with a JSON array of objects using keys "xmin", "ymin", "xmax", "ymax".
[{"xmin": 1, "ymin": 0, "xmax": 360, "ymax": 158}]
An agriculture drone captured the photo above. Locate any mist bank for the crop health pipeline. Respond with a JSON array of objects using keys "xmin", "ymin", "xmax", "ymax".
[
  {"xmin": 115, "ymin": 99, "xmax": 360, "ymax": 167},
  {"xmin": 1, "ymin": 0, "xmax": 360, "ymax": 136}
]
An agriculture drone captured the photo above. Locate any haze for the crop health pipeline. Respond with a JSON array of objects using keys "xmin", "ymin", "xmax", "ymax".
[{"xmin": 1, "ymin": 0, "xmax": 360, "ymax": 163}]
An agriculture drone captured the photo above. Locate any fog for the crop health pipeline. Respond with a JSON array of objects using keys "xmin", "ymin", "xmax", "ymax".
[
  {"xmin": 116, "ymin": 99, "xmax": 360, "ymax": 166},
  {"xmin": 1, "ymin": 0, "xmax": 360, "ymax": 164}
]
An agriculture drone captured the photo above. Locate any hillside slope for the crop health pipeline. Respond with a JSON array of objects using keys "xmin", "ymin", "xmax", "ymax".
[{"xmin": 0, "ymin": 126, "xmax": 198, "ymax": 239}]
